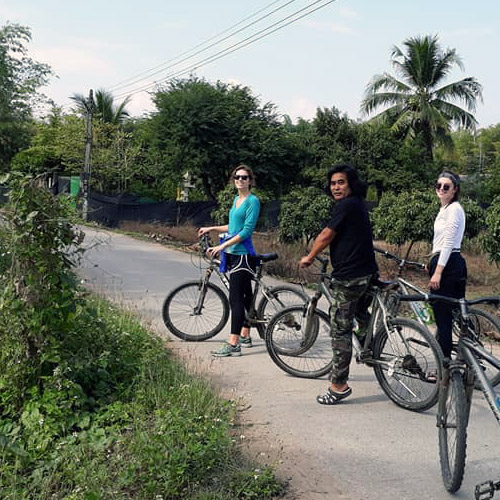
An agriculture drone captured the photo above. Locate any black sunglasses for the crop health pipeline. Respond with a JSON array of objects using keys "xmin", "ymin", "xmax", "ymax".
[
  {"xmin": 435, "ymin": 183, "xmax": 452, "ymax": 192},
  {"xmin": 234, "ymin": 175, "xmax": 249, "ymax": 181}
]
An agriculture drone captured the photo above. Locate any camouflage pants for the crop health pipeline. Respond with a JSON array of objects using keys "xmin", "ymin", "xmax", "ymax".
[{"xmin": 329, "ymin": 274, "xmax": 374, "ymax": 384}]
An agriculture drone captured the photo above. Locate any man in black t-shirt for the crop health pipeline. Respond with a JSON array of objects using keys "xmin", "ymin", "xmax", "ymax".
[{"xmin": 300, "ymin": 164, "xmax": 378, "ymax": 405}]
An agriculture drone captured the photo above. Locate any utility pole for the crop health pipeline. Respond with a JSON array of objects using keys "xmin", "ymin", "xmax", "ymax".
[{"xmin": 82, "ymin": 89, "xmax": 94, "ymax": 221}]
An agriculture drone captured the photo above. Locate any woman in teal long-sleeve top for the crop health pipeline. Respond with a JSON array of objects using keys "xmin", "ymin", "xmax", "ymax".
[{"xmin": 198, "ymin": 165, "xmax": 260, "ymax": 357}]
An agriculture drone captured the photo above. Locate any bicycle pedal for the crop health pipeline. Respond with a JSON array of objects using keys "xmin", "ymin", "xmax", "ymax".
[
  {"xmin": 356, "ymin": 349, "xmax": 373, "ymax": 364},
  {"xmin": 475, "ymin": 480, "xmax": 495, "ymax": 499}
]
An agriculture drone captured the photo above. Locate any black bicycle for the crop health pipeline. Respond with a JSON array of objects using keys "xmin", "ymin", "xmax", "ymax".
[
  {"xmin": 376, "ymin": 247, "xmax": 500, "ymax": 389},
  {"xmin": 265, "ymin": 255, "xmax": 444, "ymax": 411},
  {"xmin": 162, "ymin": 235, "xmax": 307, "ymax": 341},
  {"xmin": 401, "ymin": 293, "xmax": 500, "ymax": 496}
]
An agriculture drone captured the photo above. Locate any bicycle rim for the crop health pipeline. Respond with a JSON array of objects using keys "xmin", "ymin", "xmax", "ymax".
[
  {"xmin": 373, "ymin": 317, "xmax": 443, "ymax": 411},
  {"xmin": 162, "ymin": 281, "xmax": 229, "ymax": 341},
  {"xmin": 256, "ymin": 285, "xmax": 308, "ymax": 339},
  {"xmin": 265, "ymin": 305, "xmax": 332, "ymax": 379},
  {"xmin": 438, "ymin": 369, "xmax": 468, "ymax": 493},
  {"xmin": 455, "ymin": 308, "xmax": 500, "ymax": 388}
]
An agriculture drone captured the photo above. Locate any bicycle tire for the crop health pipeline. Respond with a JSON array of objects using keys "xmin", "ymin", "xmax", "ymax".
[
  {"xmin": 255, "ymin": 285, "xmax": 308, "ymax": 339},
  {"xmin": 438, "ymin": 369, "xmax": 468, "ymax": 493},
  {"xmin": 372, "ymin": 317, "xmax": 443, "ymax": 411},
  {"xmin": 162, "ymin": 281, "xmax": 229, "ymax": 341},
  {"xmin": 265, "ymin": 305, "xmax": 332, "ymax": 379},
  {"xmin": 453, "ymin": 308, "xmax": 500, "ymax": 389}
]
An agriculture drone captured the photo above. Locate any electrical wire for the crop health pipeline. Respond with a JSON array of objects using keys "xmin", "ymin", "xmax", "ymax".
[
  {"xmin": 108, "ymin": 0, "xmax": 299, "ymax": 92},
  {"xmin": 112, "ymin": 0, "xmax": 337, "ymax": 101}
]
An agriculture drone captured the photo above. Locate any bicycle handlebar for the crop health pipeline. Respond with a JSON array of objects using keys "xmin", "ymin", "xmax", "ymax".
[
  {"xmin": 399, "ymin": 293, "xmax": 500, "ymax": 308},
  {"xmin": 374, "ymin": 247, "xmax": 426, "ymax": 271}
]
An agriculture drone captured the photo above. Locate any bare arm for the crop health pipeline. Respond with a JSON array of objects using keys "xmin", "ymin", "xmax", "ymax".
[{"xmin": 299, "ymin": 227, "xmax": 336, "ymax": 268}]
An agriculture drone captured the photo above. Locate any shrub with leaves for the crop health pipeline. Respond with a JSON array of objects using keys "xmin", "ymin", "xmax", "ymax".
[
  {"xmin": 278, "ymin": 186, "xmax": 333, "ymax": 246},
  {"xmin": 371, "ymin": 190, "xmax": 485, "ymax": 253},
  {"xmin": 481, "ymin": 196, "xmax": 500, "ymax": 264},
  {"xmin": 0, "ymin": 172, "xmax": 84, "ymax": 413}
]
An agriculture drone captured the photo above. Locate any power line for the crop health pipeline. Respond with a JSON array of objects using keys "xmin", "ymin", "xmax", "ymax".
[
  {"xmin": 108, "ymin": 0, "xmax": 298, "ymax": 93},
  {"xmin": 112, "ymin": 0, "xmax": 336, "ymax": 101}
]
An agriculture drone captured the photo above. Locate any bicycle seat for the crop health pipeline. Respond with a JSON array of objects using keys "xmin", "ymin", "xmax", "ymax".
[{"xmin": 258, "ymin": 253, "xmax": 278, "ymax": 263}]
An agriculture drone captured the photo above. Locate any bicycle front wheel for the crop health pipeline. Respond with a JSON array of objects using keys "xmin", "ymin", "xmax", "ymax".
[
  {"xmin": 265, "ymin": 305, "xmax": 332, "ymax": 379},
  {"xmin": 454, "ymin": 308, "xmax": 500, "ymax": 388},
  {"xmin": 162, "ymin": 281, "xmax": 229, "ymax": 341},
  {"xmin": 438, "ymin": 369, "xmax": 468, "ymax": 493},
  {"xmin": 373, "ymin": 317, "xmax": 443, "ymax": 411},
  {"xmin": 255, "ymin": 285, "xmax": 308, "ymax": 339}
]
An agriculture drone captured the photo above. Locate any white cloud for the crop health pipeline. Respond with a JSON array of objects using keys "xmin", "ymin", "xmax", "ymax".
[
  {"xmin": 303, "ymin": 19, "xmax": 354, "ymax": 34},
  {"xmin": 287, "ymin": 97, "xmax": 317, "ymax": 122},
  {"xmin": 31, "ymin": 46, "xmax": 112, "ymax": 76},
  {"xmin": 337, "ymin": 6, "xmax": 359, "ymax": 19}
]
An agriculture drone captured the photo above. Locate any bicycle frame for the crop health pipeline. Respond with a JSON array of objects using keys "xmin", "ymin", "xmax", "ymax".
[{"xmin": 197, "ymin": 235, "xmax": 289, "ymax": 327}]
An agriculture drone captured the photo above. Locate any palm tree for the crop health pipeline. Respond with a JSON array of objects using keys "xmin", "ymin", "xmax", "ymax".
[
  {"xmin": 361, "ymin": 35, "xmax": 482, "ymax": 160},
  {"xmin": 70, "ymin": 88, "xmax": 131, "ymax": 125}
]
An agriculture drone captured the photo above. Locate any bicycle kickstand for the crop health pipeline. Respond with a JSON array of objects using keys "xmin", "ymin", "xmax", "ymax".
[{"xmin": 475, "ymin": 480, "xmax": 500, "ymax": 500}]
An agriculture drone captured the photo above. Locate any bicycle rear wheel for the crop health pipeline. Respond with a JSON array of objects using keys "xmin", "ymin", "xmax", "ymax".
[
  {"xmin": 438, "ymin": 369, "xmax": 468, "ymax": 493},
  {"xmin": 454, "ymin": 308, "xmax": 500, "ymax": 388},
  {"xmin": 372, "ymin": 317, "xmax": 443, "ymax": 411},
  {"xmin": 162, "ymin": 281, "xmax": 229, "ymax": 341},
  {"xmin": 255, "ymin": 285, "xmax": 308, "ymax": 339},
  {"xmin": 265, "ymin": 305, "xmax": 332, "ymax": 379}
]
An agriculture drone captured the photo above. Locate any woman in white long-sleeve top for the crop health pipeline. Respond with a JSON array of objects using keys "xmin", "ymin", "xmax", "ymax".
[{"xmin": 428, "ymin": 171, "xmax": 467, "ymax": 359}]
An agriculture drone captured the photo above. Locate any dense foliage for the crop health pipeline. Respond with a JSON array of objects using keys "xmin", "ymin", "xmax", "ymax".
[
  {"xmin": 0, "ymin": 175, "xmax": 283, "ymax": 499},
  {"xmin": 0, "ymin": 23, "xmax": 53, "ymax": 170}
]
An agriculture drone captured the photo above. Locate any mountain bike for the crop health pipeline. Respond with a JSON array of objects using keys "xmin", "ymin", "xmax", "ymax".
[
  {"xmin": 265, "ymin": 255, "xmax": 444, "ymax": 411},
  {"xmin": 399, "ymin": 294, "xmax": 500, "ymax": 497},
  {"xmin": 375, "ymin": 247, "xmax": 500, "ymax": 388},
  {"xmin": 162, "ymin": 234, "xmax": 308, "ymax": 341}
]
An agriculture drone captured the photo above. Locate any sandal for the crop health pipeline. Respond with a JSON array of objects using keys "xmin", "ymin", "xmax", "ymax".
[{"xmin": 316, "ymin": 387, "xmax": 352, "ymax": 405}]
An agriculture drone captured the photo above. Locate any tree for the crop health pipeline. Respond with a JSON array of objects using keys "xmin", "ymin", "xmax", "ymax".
[
  {"xmin": 70, "ymin": 88, "xmax": 131, "ymax": 125},
  {"xmin": 361, "ymin": 35, "xmax": 482, "ymax": 160},
  {"xmin": 0, "ymin": 23, "xmax": 54, "ymax": 170},
  {"xmin": 278, "ymin": 187, "xmax": 333, "ymax": 246},
  {"xmin": 481, "ymin": 196, "xmax": 500, "ymax": 265},
  {"xmin": 148, "ymin": 77, "xmax": 303, "ymax": 200},
  {"xmin": 371, "ymin": 190, "xmax": 484, "ymax": 254}
]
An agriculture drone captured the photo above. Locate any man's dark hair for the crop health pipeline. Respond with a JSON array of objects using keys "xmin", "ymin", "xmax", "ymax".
[{"xmin": 325, "ymin": 163, "xmax": 367, "ymax": 199}]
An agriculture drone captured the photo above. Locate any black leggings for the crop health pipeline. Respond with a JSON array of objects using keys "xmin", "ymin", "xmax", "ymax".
[
  {"xmin": 227, "ymin": 254, "xmax": 257, "ymax": 335},
  {"xmin": 429, "ymin": 252, "xmax": 467, "ymax": 358}
]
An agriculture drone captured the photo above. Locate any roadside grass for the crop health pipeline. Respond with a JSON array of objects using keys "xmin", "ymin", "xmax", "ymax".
[{"xmin": 0, "ymin": 294, "xmax": 285, "ymax": 500}]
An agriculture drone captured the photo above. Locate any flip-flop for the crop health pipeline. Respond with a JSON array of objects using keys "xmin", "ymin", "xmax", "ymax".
[{"xmin": 316, "ymin": 387, "xmax": 352, "ymax": 405}]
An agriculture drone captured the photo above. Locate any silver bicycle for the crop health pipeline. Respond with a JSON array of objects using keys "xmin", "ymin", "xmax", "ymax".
[
  {"xmin": 265, "ymin": 255, "xmax": 444, "ymax": 411},
  {"xmin": 162, "ymin": 235, "xmax": 308, "ymax": 341}
]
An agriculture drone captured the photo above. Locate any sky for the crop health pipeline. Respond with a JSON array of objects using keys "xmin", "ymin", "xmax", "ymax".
[{"xmin": 1, "ymin": 0, "xmax": 500, "ymax": 128}]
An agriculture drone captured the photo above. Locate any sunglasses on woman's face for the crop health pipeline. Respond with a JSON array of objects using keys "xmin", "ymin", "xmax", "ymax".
[
  {"xmin": 435, "ymin": 183, "xmax": 452, "ymax": 192},
  {"xmin": 234, "ymin": 175, "xmax": 249, "ymax": 181}
]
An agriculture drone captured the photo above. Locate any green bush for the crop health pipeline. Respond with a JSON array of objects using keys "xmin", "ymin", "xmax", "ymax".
[
  {"xmin": 278, "ymin": 186, "xmax": 333, "ymax": 246},
  {"xmin": 481, "ymin": 196, "xmax": 500, "ymax": 264}
]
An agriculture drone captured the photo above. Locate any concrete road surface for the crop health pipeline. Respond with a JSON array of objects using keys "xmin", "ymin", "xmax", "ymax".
[{"xmin": 78, "ymin": 226, "xmax": 500, "ymax": 500}]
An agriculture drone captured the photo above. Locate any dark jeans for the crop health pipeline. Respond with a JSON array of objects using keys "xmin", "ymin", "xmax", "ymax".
[
  {"xmin": 227, "ymin": 254, "xmax": 257, "ymax": 335},
  {"xmin": 429, "ymin": 252, "xmax": 467, "ymax": 358}
]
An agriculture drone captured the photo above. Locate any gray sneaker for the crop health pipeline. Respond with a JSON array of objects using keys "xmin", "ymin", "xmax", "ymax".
[
  {"xmin": 211, "ymin": 342, "xmax": 242, "ymax": 357},
  {"xmin": 239, "ymin": 336, "xmax": 253, "ymax": 348}
]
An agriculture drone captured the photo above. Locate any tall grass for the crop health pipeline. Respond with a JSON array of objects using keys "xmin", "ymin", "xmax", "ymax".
[{"xmin": 0, "ymin": 295, "xmax": 284, "ymax": 499}]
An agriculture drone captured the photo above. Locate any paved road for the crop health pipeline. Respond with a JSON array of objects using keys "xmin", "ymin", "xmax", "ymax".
[{"xmin": 78, "ymin": 227, "xmax": 500, "ymax": 500}]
